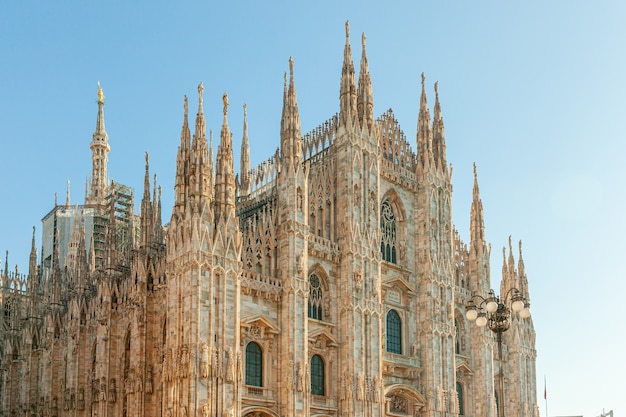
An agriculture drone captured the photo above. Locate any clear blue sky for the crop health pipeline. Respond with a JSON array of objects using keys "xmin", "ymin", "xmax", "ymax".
[{"xmin": 1, "ymin": 1, "xmax": 624, "ymax": 416}]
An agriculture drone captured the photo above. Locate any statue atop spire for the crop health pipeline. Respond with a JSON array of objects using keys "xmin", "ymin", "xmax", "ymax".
[
  {"xmin": 97, "ymin": 81, "xmax": 104, "ymax": 104},
  {"xmin": 198, "ymin": 82, "xmax": 204, "ymax": 103},
  {"xmin": 184, "ymin": 94, "xmax": 188, "ymax": 119},
  {"xmin": 223, "ymin": 92, "xmax": 229, "ymax": 116}
]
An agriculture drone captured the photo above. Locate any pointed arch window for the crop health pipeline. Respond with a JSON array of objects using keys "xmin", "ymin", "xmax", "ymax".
[
  {"xmin": 381, "ymin": 201, "xmax": 397, "ymax": 263},
  {"xmin": 386, "ymin": 309, "xmax": 402, "ymax": 354},
  {"xmin": 245, "ymin": 342, "xmax": 263, "ymax": 387},
  {"xmin": 310, "ymin": 354, "xmax": 325, "ymax": 396},
  {"xmin": 308, "ymin": 274, "xmax": 323, "ymax": 320}
]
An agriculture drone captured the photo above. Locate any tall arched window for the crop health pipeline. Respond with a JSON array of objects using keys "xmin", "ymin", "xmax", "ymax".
[
  {"xmin": 381, "ymin": 201, "xmax": 397, "ymax": 263},
  {"xmin": 386, "ymin": 309, "xmax": 402, "ymax": 354},
  {"xmin": 308, "ymin": 274, "xmax": 323, "ymax": 320},
  {"xmin": 245, "ymin": 342, "xmax": 263, "ymax": 387},
  {"xmin": 457, "ymin": 382, "xmax": 464, "ymax": 415},
  {"xmin": 310, "ymin": 355, "xmax": 325, "ymax": 395}
]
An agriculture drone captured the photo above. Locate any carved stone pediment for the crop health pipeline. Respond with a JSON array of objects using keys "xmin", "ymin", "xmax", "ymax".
[
  {"xmin": 308, "ymin": 328, "xmax": 338, "ymax": 350},
  {"xmin": 383, "ymin": 275, "xmax": 416, "ymax": 295},
  {"xmin": 384, "ymin": 384, "xmax": 427, "ymax": 416},
  {"xmin": 240, "ymin": 314, "xmax": 280, "ymax": 341},
  {"xmin": 456, "ymin": 361, "xmax": 473, "ymax": 381}
]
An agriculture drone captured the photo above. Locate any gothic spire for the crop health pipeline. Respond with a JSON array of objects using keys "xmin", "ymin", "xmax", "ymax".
[
  {"xmin": 181, "ymin": 94, "xmax": 191, "ymax": 150},
  {"xmin": 416, "ymin": 73, "xmax": 433, "ymax": 169},
  {"xmin": 214, "ymin": 92, "xmax": 236, "ymax": 222},
  {"xmin": 518, "ymin": 240, "xmax": 528, "ymax": 295},
  {"xmin": 28, "ymin": 226, "xmax": 38, "ymax": 281},
  {"xmin": 240, "ymin": 103, "xmax": 251, "ymax": 197},
  {"xmin": 209, "ymin": 129, "xmax": 214, "ymax": 190},
  {"xmin": 88, "ymin": 82, "xmax": 110, "ymax": 204},
  {"xmin": 357, "ymin": 32, "xmax": 374, "ymax": 132},
  {"xmin": 432, "ymin": 81, "xmax": 447, "ymax": 172},
  {"xmin": 280, "ymin": 57, "xmax": 303, "ymax": 167},
  {"xmin": 3, "ymin": 250, "xmax": 8, "ymax": 285},
  {"xmin": 141, "ymin": 152, "xmax": 154, "ymax": 248},
  {"xmin": 470, "ymin": 163, "xmax": 486, "ymax": 250},
  {"xmin": 193, "ymin": 83, "xmax": 206, "ymax": 149},
  {"xmin": 339, "ymin": 21, "xmax": 357, "ymax": 127},
  {"xmin": 175, "ymin": 95, "xmax": 191, "ymax": 208},
  {"xmin": 190, "ymin": 84, "xmax": 211, "ymax": 203}
]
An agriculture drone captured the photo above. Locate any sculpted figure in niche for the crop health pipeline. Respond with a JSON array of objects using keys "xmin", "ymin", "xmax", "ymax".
[
  {"xmin": 226, "ymin": 348, "xmax": 235, "ymax": 382},
  {"xmin": 63, "ymin": 389, "xmax": 70, "ymax": 411},
  {"xmin": 78, "ymin": 388, "xmax": 85, "ymax": 410},
  {"xmin": 99, "ymin": 377, "xmax": 107, "ymax": 402},
  {"xmin": 200, "ymin": 343, "xmax": 209, "ymax": 379},
  {"xmin": 109, "ymin": 378, "xmax": 116, "ymax": 402},
  {"xmin": 236, "ymin": 350, "xmax": 243, "ymax": 382},
  {"xmin": 295, "ymin": 362, "xmax": 303, "ymax": 392},
  {"xmin": 357, "ymin": 373, "xmax": 364, "ymax": 401},
  {"xmin": 50, "ymin": 397, "xmax": 58, "ymax": 417},
  {"xmin": 135, "ymin": 374, "xmax": 143, "ymax": 394},
  {"xmin": 146, "ymin": 366, "xmax": 153, "ymax": 394},
  {"xmin": 125, "ymin": 375, "xmax": 133, "ymax": 395}
]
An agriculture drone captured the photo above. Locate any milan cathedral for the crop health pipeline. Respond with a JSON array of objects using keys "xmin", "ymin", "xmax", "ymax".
[{"xmin": 0, "ymin": 22, "xmax": 538, "ymax": 417}]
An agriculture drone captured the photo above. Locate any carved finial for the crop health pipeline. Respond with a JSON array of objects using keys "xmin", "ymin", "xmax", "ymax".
[
  {"xmin": 145, "ymin": 151, "xmax": 149, "ymax": 166},
  {"xmin": 434, "ymin": 81, "xmax": 439, "ymax": 98},
  {"xmin": 473, "ymin": 162, "xmax": 477, "ymax": 178},
  {"xmin": 289, "ymin": 56, "xmax": 294, "ymax": 79},
  {"xmin": 362, "ymin": 32, "xmax": 366, "ymax": 48},
  {"xmin": 184, "ymin": 95, "xmax": 188, "ymax": 118},
  {"xmin": 421, "ymin": 72, "xmax": 425, "ymax": 88},
  {"xmin": 222, "ymin": 92, "xmax": 229, "ymax": 116},
  {"xmin": 519, "ymin": 240, "xmax": 523, "ymax": 256},
  {"xmin": 345, "ymin": 20, "xmax": 350, "ymax": 39},
  {"xmin": 97, "ymin": 81, "xmax": 104, "ymax": 104},
  {"xmin": 508, "ymin": 235, "xmax": 513, "ymax": 252},
  {"xmin": 243, "ymin": 103, "xmax": 247, "ymax": 117}
]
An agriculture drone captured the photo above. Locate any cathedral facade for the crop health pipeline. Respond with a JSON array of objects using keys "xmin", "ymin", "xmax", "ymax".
[{"xmin": 0, "ymin": 23, "xmax": 538, "ymax": 417}]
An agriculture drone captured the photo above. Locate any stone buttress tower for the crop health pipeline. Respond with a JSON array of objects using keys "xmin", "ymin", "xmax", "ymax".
[
  {"xmin": 414, "ymin": 74, "xmax": 457, "ymax": 416},
  {"xmin": 464, "ymin": 165, "xmax": 498, "ymax": 416},
  {"xmin": 334, "ymin": 23, "xmax": 385, "ymax": 416},
  {"xmin": 499, "ymin": 238, "xmax": 538, "ymax": 417},
  {"xmin": 275, "ymin": 57, "xmax": 311, "ymax": 416},
  {"xmin": 165, "ymin": 85, "xmax": 242, "ymax": 417}
]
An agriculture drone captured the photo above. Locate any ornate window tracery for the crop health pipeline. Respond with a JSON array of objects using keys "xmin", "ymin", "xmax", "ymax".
[
  {"xmin": 308, "ymin": 274, "xmax": 323, "ymax": 320},
  {"xmin": 381, "ymin": 201, "xmax": 397, "ymax": 263}
]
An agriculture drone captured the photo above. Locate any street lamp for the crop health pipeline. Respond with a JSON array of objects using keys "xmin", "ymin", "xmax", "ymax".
[{"xmin": 465, "ymin": 288, "xmax": 531, "ymax": 417}]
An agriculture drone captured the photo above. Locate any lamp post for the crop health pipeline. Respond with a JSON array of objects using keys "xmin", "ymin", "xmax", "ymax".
[{"xmin": 465, "ymin": 288, "xmax": 531, "ymax": 417}]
